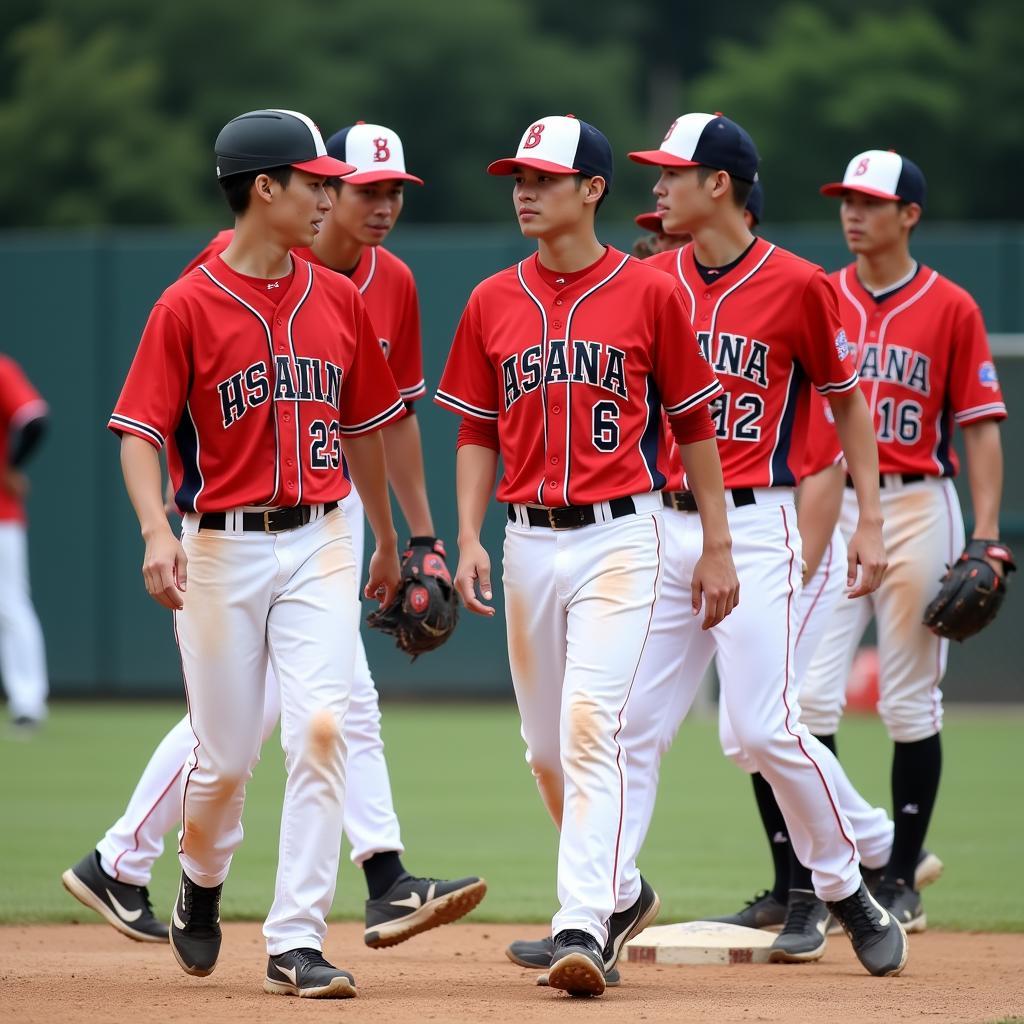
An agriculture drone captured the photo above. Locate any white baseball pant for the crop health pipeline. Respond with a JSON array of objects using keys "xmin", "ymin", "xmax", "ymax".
[
  {"xmin": 0, "ymin": 521, "xmax": 48, "ymax": 721},
  {"xmin": 96, "ymin": 490, "xmax": 404, "ymax": 890}
]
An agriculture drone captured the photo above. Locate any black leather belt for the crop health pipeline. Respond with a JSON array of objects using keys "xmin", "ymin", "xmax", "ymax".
[
  {"xmin": 845, "ymin": 473, "xmax": 925, "ymax": 489},
  {"xmin": 198, "ymin": 501, "xmax": 338, "ymax": 534},
  {"xmin": 508, "ymin": 495, "xmax": 637, "ymax": 530},
  {"xmin": 663, "ymin": 487, "xmax": 756, "ymax": 512}
]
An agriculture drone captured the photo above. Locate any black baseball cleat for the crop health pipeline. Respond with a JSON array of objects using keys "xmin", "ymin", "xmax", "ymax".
[
  {"xmin": 875, "ymin": 878, "xmax": 927, "ymax": 933},
  {"xmin": 827, "ymin": 881, "xmax": 908, "ymax": 977},
  {"xmin": 61, "ymin": 850, "xmax": 168, "ymax": 943},
  {"xmin": 603, "ymin": 876, "xmax": 661, "ymax": 970},
  {"xmin": 768, "ymin": 889, "xmax": 831, "ymax": 963},
  {"xmin": 169, "ymin": 871, "xmax": 223, "ymax": 977},
  {"xmin": 536, "ymin": 966, "xmax": 621, "ymax": 987},
  {"xmin": 708, "ymin": 889, "xmax": 787, "ymax": 930},
  {"xmin": 547, "ymin": 930, "xmax": 606, "ymax": 997},
  {"xmin": 506, "ymin": 935, "xmax": 554, "ymax": 969},
  {"xmin": 363, "ymin": 873, "xmax": 487, "ymax": 948},
  {"xmin": 264, "ymin": 948, "xmax": 356, "ymax": 998}
]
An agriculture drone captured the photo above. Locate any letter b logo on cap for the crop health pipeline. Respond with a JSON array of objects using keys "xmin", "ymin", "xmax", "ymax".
[
  {"xmin": 373, "ymin": 137, "xmax": 391, "ymax": 162},
  {"xmin": 524, "ymin": 124, "xmax": 545, "ymax": 149}
]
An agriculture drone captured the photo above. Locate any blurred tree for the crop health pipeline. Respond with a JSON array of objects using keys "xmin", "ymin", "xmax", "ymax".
[{"xmin": 0, "ymin": 18, "xmax": 207, "ymax": 226}]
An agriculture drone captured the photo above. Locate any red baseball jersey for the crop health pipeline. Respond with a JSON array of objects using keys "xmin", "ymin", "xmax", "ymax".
[
  {"xmin": 0, "ymin": 355, "xmax": 48, "ymax": 523},
  {"xmin": 184, "ymin": 230, "xmax": 425, "ymax": 403},
  {"xmin": 109, "ymin": 255, "xmax": 404, "ymax": 512},
  {"xmin": 831, "ymin": 264, "xmax": 1007, "ymax": 476},
  {"xmin": 648, "ymin": 239, "xmax": 859, "ymax": 489},
  {"xmin": 435, "ymin": 247, "xmax": 722, "ymax": 506}
]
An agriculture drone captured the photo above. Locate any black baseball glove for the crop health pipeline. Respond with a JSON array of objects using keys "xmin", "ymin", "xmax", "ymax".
[
  {"xmin": 922, "ymin": 539, "xmax": 1016, "ymax": 642},
  {"xmin": 366, "ymin": 537, "xmax": 459, "ymax": 659}
]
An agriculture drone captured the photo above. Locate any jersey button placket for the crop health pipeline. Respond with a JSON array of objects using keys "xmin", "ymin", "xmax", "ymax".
[{"xmin": 273, "ymin": 314, "xmax": 300, "ymax": 503}]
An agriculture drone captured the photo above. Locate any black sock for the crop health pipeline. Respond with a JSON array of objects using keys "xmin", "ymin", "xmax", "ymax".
[
  {"xmin": 783, "ymin": 737, "xmax": 837, "ymax": 894},
  {"xmin": 363, "ymin": 851, "xmax": 406, "ymax": 900},
  {"xmin": 813, "ymin": 733, "xmax": 837, "ymax": 756},
  {"xmin": 884, "ymin": 734, "xmax": 942, "ymax": 886},
  {"xmin": 751, "ymin": 772, "xmax": 790, "ymax": 901}
]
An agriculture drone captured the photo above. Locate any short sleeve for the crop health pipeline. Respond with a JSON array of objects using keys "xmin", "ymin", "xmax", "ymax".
[
  {"xmin": 388, "ymin": 273, "xmax": 426, "ymax": 403},
  {"xmin": 0, "ymin": 357, "xmax": 46, "ymax": 429},
  {"xmin": 797, "ymin": 270, "xmax": 860, "ymax": 395},
  {"xmin": 337, "ymin": 300, "xmax": 405, "ymax": 436},
  {"xmin": 949, "ymin": 303, "xmax": 1007, "ymax": 425},
  {"xmin": 434, "ymin": 295, "xmax": 500, "ymax": 421},
  {"xmin": 108, "ymin": 303, "xmax": 192, "ymax": 448},
  {"xmin": 651, "ymin": 288, "xmax": 722, "ymax": 417}
]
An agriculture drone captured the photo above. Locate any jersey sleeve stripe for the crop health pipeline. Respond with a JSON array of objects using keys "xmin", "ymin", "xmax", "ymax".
[
  {"xmin": 399, "ymin": 380, "xmax": 427, "ymax": 400},
  {"xmin": 339, "ymin": 398, "xmax": 406, "ymax": 436},
  {"xmin": 664, "ymin": 378, "xmax": 723, "ymax": 416},
  {"xmin": 108, "ymin": 413, "xmax": 165, "ymax": 448},
  {"xmin": 954, "ymin": 402, "xmax": 1007, "ymax": 423},
  {"xmin": 815, "ymin": 371, "xmax": 860, "ymax": 395},
  {"xmin": 9, "ymin": 398, "xmax": 49, "ymax": 430},
  {"xmin": 433, "ymin": 389, "xmax": 500, "ymax": 421}
]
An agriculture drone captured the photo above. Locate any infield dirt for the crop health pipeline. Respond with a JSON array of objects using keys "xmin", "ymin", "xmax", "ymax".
[{"xmin": 3, "ymin": 922, "xmax": 1021, "ymax": 1023}]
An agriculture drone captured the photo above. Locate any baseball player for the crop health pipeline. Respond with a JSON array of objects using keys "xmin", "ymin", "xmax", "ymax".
[
  {"xmin": 632, "ymin": 180, "xmax": 762, "ymax": 259},
  {"xmin": 63, "ymin": 123, "xmax": 485, "ymax": 954},
  {"xmin": 437, "ymin": 114, "xmax": 738, "ymax": 997},
  {"xmin": 107, "ymin": 108, "xmax": 409, "ymax": 998},
  {"xmin": 0, "ymin": 354, "xmax": 49, "ymax": 731},
  {"xmin": 795, "ymin": 150, "xmax": 1008, "ymax": 931},
  {"xmin": 616, "ymin": 114, "xmax": 908, "ymax": 977}
]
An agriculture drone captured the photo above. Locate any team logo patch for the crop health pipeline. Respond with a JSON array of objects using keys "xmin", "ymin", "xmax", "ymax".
[
  {"xmin": 835, "ymin": 328, "xmax": 851, "ymax": 361},
  {"xmin": 373, "ymin": 137, "xmax": 391, "ymax": 162},
  {"xmin": 407, "ymin": 584, "xmax": 429, "ymax": 614},
  {"xmin": 979, "ymin": 360, "xmax": 999, "ymax": 390}
]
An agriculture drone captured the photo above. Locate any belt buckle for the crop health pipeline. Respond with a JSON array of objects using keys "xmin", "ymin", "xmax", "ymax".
[
  {"xmin": 547, "ymin": 507, "xmax": 567, "ymax": 531},
  {"xmin": 263, "ymin": 508, "xmax": 290, "ymax": 533}
]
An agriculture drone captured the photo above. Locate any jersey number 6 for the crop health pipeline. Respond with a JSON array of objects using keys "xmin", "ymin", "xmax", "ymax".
[{"xmin": 592, "ymin": 400, "xmax": 620, "ymax": 452}]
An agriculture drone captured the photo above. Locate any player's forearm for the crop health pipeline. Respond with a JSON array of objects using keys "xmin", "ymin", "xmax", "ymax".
[
  {"xmin": 343, "ymin": 431, "xmax": 398, "ymax": 549},
  {"xmin": 120, "ymin": 435, "xmax": 175, "ymax": 540},
  {"xmin": 678, "ymin": 437, "xmax": 732, "ymax": 548},
  {"xmin": 382, "ymin": 412, "xmax": 435, "ymax": 536},
  {"xmin": 828, "ymin": 388, "xmax": 882, "ymax": 524},
  {"xmin": 962, "ymin": 419, "xmax": 1004, "ymax": 538},
  {"xmin": 797, "ymin": 463, "xmax": 845, "ymax": 579},
  {"xmin": 456, "ymin": 444, "xmax": 498, "ymax": 544}
]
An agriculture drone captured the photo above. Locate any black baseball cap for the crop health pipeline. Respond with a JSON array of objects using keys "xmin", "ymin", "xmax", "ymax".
[
  {"xmin": 487, "ymin": 115, "xmax": 614, "ymax": 193},
  {"xmin": 215, "ymin": 109, "xmax": 355, "ymax": 179},
  {"xmin": 629, "ymin": 112, "xmax": 759, "ymax": 184}
]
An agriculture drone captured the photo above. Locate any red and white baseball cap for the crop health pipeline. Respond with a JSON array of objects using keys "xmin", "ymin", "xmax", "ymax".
[
  {"xmin": 325, "ymin": 122, "xmax": 424, "ymax": 185},
  {"xmin": 820, "ymin": 150, "xmax": 927, "ymax": 207},
  {"xmin": 487, "ymin": 115, "xmax": 614, "ymax": 188},
  {"xmin": 629, "ymin": 112, "xmax": 759, "ymax": 183}
]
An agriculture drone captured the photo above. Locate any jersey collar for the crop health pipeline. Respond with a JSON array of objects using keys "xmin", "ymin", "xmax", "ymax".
[
  {"xmin": 518, "ymin": 245, "xmax": 624, "ymax": 304},
  {"xmin": 680, "ymin": 236, "xmax": 773, "ymax": 294}
]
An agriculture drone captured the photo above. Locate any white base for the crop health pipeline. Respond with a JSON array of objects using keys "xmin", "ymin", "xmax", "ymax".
[{"xmin": 625, "ymin": 920, "xmax": 775, "ymax": 965}]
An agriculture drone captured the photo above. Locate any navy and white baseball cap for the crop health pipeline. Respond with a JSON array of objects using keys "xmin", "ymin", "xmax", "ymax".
[
  {"xmin": 325, "ymin": 122, "xmax": 424, "ymax": 185},
  {"xmin": 629, "ymin": 112, "xmax": 759, "ymax": 183},
  {"xmin": 487, "ymin": 115, "xmax": 614, "ymax": 191},
  {"xmin": 820, "ymin": 150, "xmax": 927, "ymax": 208},
  {"xmin": 215, "ymin": 109, "xmax": 355, "ymax": 179}
]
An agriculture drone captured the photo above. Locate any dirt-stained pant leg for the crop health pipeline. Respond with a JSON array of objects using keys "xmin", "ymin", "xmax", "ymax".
[
  {"xmin": 504, "ymin": 500, "xmax": 664, "ymax": 947},
  {"xmin": 263, "ymin": 507, "xmax": 359, "ymax": 956}
]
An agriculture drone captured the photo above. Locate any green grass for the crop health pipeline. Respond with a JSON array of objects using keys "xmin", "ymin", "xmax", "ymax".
[{"xmin": 1, "ymin": 702, "xmax": 1021, "ymax": 930}]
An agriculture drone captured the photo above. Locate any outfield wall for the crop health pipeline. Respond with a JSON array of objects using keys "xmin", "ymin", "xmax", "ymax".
[{"xmin": 1, "ymin": 223, "xmax": 1022, "ymax": 700}]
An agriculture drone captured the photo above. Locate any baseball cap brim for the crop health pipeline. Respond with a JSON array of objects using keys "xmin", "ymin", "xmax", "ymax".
[
  {"xmin": 634, "ymin": 212, "xmax": 663, "ymax": 232},
  {"xmin": 487, "ymin": 157, "xmax": 579, "ymax": 176},
  {"xmin": 292, "ymin": 155, "xmax": 357, "ymax": 176},
  {"xmin": 820, "ymin": 182, "xmax": 901, "ymax": 201},
  {"xmin": 343, "ymin": 169, "xmax": 425, "ymax": 185},
  {"xmin": 627, "ymin": 149, "xmax": 702, "ymax": 168}
]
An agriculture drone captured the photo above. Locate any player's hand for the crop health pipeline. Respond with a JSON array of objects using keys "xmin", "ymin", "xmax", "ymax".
[
  {"xmin": 691, "ymin": 541, "xmax": 740, "ymax": 630},
  {"xmin": 365, "ymin": 544, "xmax": 401, "ymax": 608},
  {"xmin": 846, "ymin": 518, "xmax": 887, "ymax": 598},
  {"xmin": 455, "ymin": 538, "xmax": 495, "ymax": 617},
  {"xmin": 2, "ymin": 467, "xmax": 28, "ymax": 498},
  {"xmin": 142, "ymin": 526, "xmax": 188, "ymax": 610}
]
